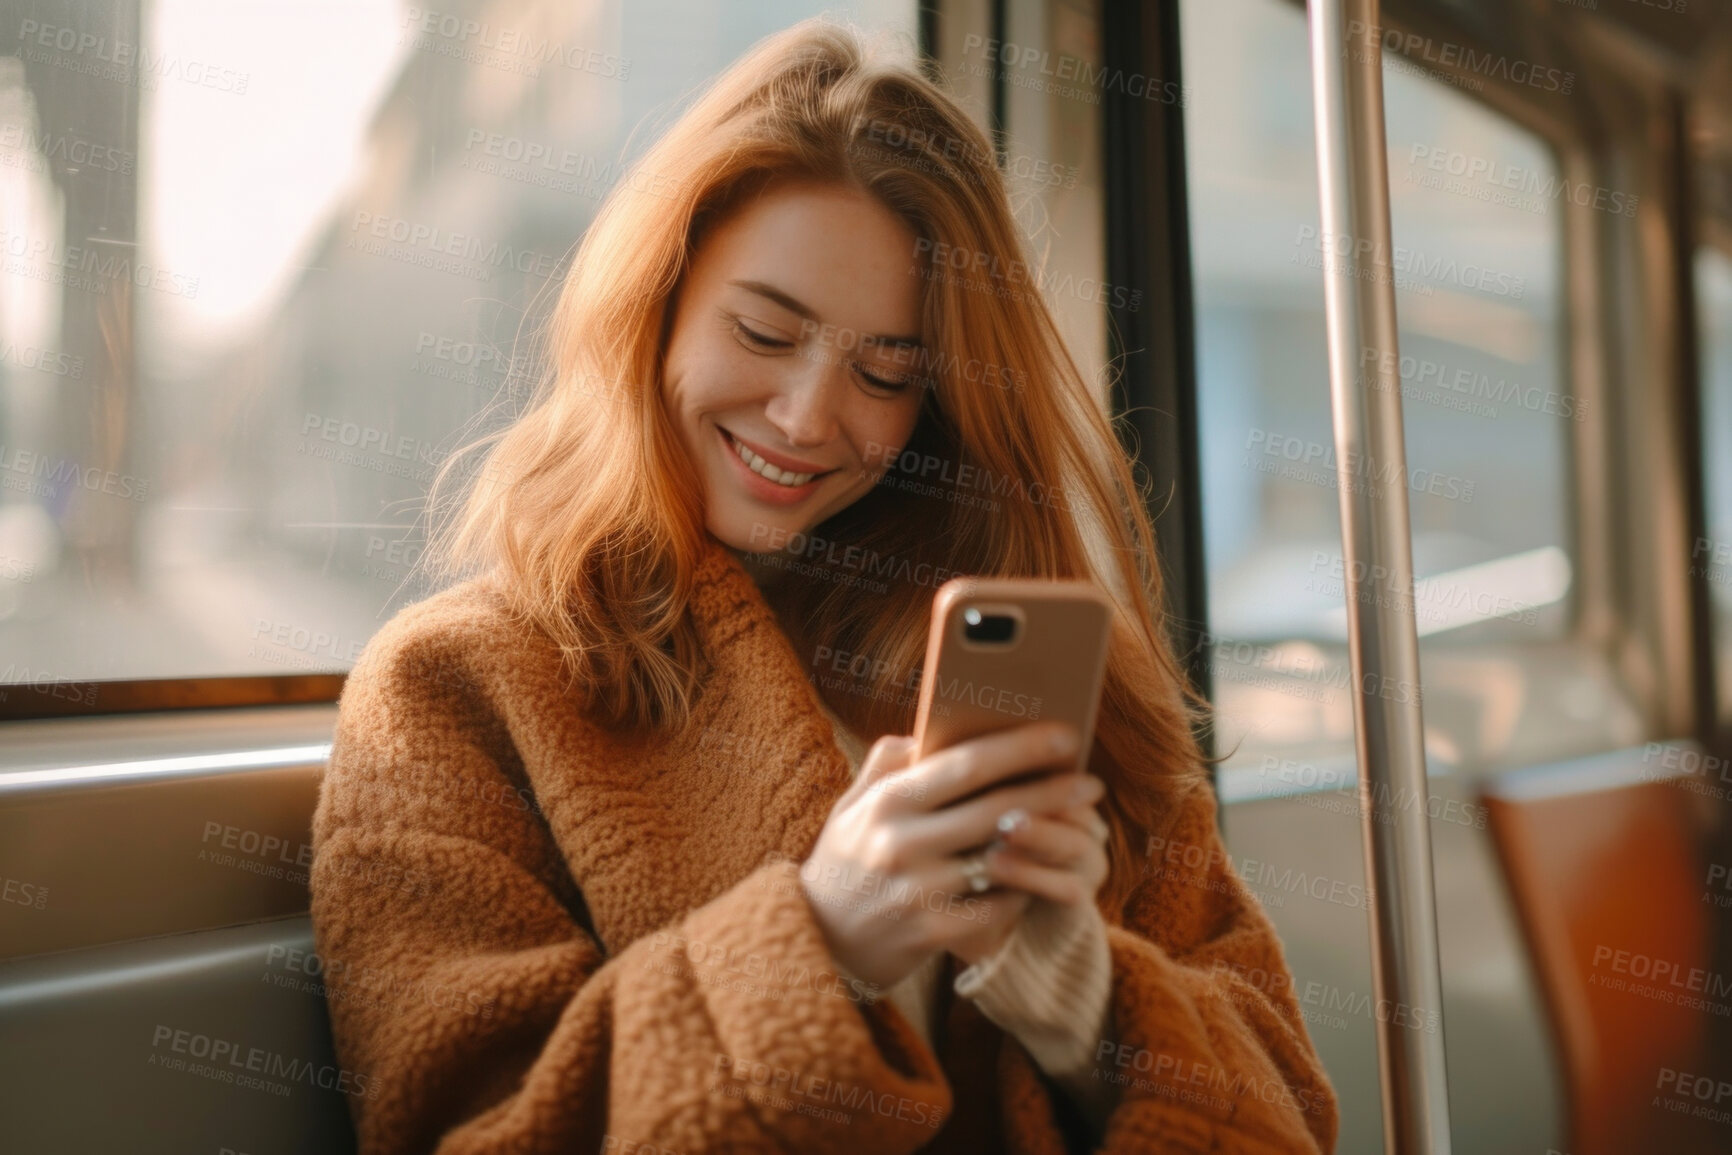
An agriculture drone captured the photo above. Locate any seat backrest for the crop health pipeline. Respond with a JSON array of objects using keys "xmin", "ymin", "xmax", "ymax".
[
  {"xmin": 0, "ymin": 915, "xmax": 357, "ymax": 1155},
  {"xmin": 0, "ymin": 705, "xmax": 356, "ymax": 1154},
  {"xmin": 1482, "ymin": 742, "xmax": 1722, "ymax": 1155}
]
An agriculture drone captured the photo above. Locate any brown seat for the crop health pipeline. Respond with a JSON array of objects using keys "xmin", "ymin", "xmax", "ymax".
[{"xmin": 1481, "ymin": 743, "xmax": 1724, "ymax": 1155}]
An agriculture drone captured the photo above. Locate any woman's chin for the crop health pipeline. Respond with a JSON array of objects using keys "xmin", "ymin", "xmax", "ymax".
[
  {"xmin": 707, "ymin": 491, "xmax": 836, "ymax": 555},
  {"xmin": 709, "ymin": 509, "xmax": 798, "ymax": 555}
]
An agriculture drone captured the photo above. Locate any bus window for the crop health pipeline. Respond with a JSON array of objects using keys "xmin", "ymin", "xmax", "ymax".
[
  {"xmin": 1180, "ymin": 0, "xmax": 1643, "ymax": 1149},
  {"xmin": 1697, "ymin": 248, "xmax": 1732, "ymax": 729},
  {"xmin": 1181, "ymin": 0, "xmax": 1633, "ymax": 781},
  {"xmin": 0, "ymin": 0, "xmax": 918, "ymax": 697}
]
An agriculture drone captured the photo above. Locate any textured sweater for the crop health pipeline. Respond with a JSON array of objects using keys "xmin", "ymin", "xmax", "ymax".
[{"xmin": 310, "ymin": 530, "xmax": 1339, "ymax": 1154}]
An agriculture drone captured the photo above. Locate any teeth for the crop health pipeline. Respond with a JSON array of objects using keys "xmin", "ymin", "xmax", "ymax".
[{"xmin": 728, "ymin": 432, "xmax": 816, "ymax": 487}]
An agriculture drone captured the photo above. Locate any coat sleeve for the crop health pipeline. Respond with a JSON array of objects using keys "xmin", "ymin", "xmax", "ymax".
[
  {"xmin": 309, "ymin": 625, "xmax": 955, "ymax": 1155},
  {"xmin": 994, "ymin": 782, "xmax": 1341, "ymax": 1155}
]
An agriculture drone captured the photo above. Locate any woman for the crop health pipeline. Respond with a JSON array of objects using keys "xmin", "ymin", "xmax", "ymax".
[{"xmin": 310, "ymin": 17, "xmax": 1337, "ymax": 1155}]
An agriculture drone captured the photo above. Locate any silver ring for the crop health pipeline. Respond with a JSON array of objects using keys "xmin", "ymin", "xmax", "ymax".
[{"xmin": 960, "ymin": 853, "xmax": 991, "ymax": 894}]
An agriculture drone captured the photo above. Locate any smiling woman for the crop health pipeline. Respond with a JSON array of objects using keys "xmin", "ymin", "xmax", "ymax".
[
  {"xmin": 663, "ymin": 181, "xmax": 928, "ymax": 530},
  {"xmin": 308, "ymin": 15, "xmax": 1337, "ymax": 1155}
]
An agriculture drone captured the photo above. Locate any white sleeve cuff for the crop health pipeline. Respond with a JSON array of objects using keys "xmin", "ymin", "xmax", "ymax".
[{"xmin": 953, "ymin": 896, "xmax": 1116, "ymax": 1113}]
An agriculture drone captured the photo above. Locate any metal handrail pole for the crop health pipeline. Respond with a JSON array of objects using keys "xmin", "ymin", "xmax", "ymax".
[{"xmin": 1306, "ymin": 1, "xmax": 1454, "ymax": 1151}]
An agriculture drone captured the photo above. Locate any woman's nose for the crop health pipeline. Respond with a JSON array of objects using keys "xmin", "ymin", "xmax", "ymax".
[{"xmin": 764, "ymin": 350, "xmax": 847, "ymax": 447}]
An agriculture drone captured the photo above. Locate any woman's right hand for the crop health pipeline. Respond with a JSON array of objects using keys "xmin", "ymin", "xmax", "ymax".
[{"xmin": 798, "ymin": 719, "xmax": 1103, "ymax": 991}]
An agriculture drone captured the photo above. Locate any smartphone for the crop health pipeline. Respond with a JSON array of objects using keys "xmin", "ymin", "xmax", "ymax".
[{"xmin": 911, "ymin": 576, "xmax": 1114, "ymax": 788}]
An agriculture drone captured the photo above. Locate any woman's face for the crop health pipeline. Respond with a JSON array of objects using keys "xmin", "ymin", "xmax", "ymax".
[{"xmin": 662, "ymin": 179, "xmax": 926, "ymax": 554}]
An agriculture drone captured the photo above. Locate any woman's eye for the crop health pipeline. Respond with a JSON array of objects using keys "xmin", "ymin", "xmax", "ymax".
[
  {"xmin": 854, "ymin": 364, "xmax": 914, "ymax": 393},
  {"xmin": 733, "ymin": 321, "xmax": 794, "ymax": 350}
]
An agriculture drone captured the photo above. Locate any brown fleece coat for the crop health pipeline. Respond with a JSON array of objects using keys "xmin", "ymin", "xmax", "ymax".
[{"xmin": 310, "ymin": 532, "xmax": 1338, "ymax": 1154}]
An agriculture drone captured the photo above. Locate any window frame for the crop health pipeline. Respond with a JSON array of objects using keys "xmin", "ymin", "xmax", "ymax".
[{"xmin": 1256, "ymin": 0, "xmax": 1717, "ymax": 749}]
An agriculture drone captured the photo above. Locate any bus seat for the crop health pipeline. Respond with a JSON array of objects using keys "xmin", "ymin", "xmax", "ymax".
[
  {"xmin": 0, "ymin": 707, "xmax": 356, "ymax": 1154},
  {"xmin": 1481, "ymin": 742, "xmax": 1723, "ymax": 1155},
  {"xmin": 0, "ymin": 915, "xmax": 357, "ymax": 1155}
]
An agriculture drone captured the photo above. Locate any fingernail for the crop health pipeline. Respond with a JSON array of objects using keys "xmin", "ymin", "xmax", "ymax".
[
  {"xmin": 1049, "ymin": 727, "xmax": 1079, "ymax": 756},
  {"xmin": 997, "ymin": 807, "xmax": 1030, "ymax": 836}
]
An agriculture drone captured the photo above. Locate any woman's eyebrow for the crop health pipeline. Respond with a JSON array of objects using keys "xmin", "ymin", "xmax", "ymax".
[{"xmin": 727, "ymin": 279, "xmax": 921, "ymax": 348}]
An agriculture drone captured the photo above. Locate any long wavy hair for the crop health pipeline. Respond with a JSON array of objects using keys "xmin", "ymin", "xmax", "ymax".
[{"xmin": 418, "ymin": 17, "xmax": 1211, "ymax": 917}]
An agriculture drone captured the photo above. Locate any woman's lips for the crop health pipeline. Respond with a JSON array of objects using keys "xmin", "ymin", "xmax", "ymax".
[
  {"xmin": 717, "ymin": 425, "xmax": 833, "ymax": 506},
  {"xmin": 724, "ymin": 427, "xmax": 832, "ymax": 474}
]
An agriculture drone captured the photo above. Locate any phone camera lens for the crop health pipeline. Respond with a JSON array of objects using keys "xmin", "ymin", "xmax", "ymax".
[{"xmin": 962, "ymin": 609, "xmax": 1018, "ymax": 644}]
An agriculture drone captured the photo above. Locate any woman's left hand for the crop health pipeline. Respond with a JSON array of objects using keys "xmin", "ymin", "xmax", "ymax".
[{"xmin": 947, "ymin": 800, "xmax": 1110, "ymax": 966}]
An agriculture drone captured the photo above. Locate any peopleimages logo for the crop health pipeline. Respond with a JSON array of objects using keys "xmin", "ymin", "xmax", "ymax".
[
  {"xmin": 0, "ymin": 228, "xmax": 201, "ymax": 299},
  {"xmin": 0, "ymin": 123, "xmax": 135, "ymax": 174},
  {"xmin": 1092, "ymin": 1043, "xmax": 1330, "ymax": 1116},
  {"xmin": 148, "ymin": 1024, "xmax": 378, "ymax": 1099},
  {"xmin": 959, "ymin": 34, "xmax": 1187, "ymax": 107},
  {"xmin": 0, "ymin": 443, "xmax": 150, "ymax": 503},
  {"xmin": 913, "ymin": 237, "xmax": 1143, "ymax": 310},
  {"xmin": 401, "ymin": 8, "xmax": 630, "ymax": 79},
  {"xmin": 1293, "ymin": 225, "xmax": 1526, "ymax": 299},
  {"xmin": 1407, "ymin": 144, "xmax": 1637, "ymax": 217},
  {"xmin": 1357, "ymin": 347, "xmax": 1585, "ymax": 422},
  {"xmin": 347, "ymin": 211, "xmax": 566, "ymax": 280},
  {"xmin": 16, "ymin": 19, "xmax": 251, "ymax": 93},
  {"xmin": 1244, "ymin": 427, "xmax": 1476, "ymax": 504},
  {"xmin": 712, "ymin": 1052, "xmax": 946, "ymax": 1129},
  {"xmin": 858, "ymin": 118, "xmax": 1080, "ymax": 190},
  {"xmin": 932, "ymin": 672, "xmax": 1043, "ymax": 719},
  {"xmin": 0, "ymin": 339, "xmax": 82, "ymax": 379},
  {"xmin": 1343, "ymin": 20, "xmax": 1575, "ymax": 95}
]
